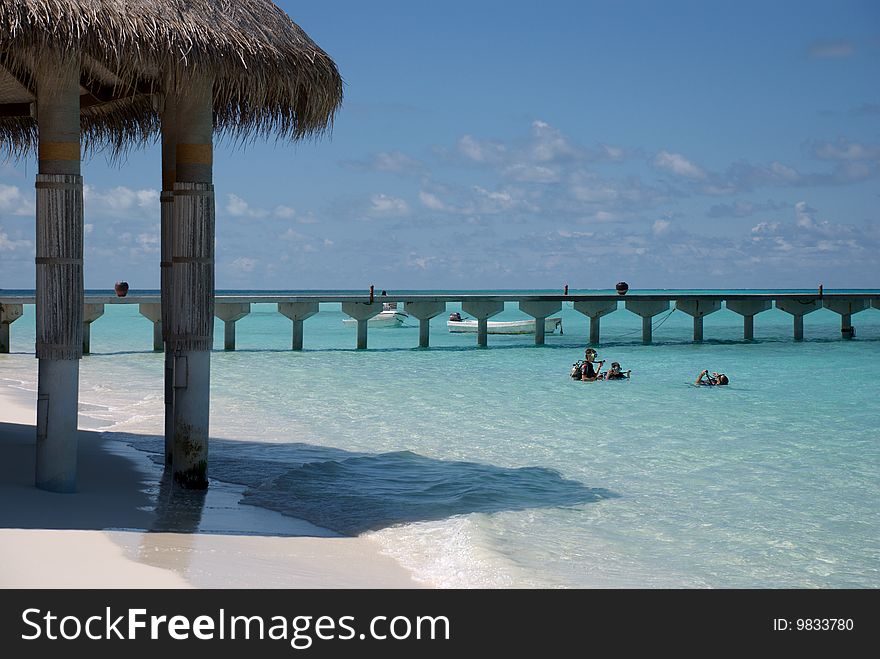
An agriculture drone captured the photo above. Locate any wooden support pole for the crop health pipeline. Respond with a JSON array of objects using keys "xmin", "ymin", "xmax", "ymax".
[
  {"xmin": 34, "ymin": 54, "xmax": 83, "ymax": 492},
  {"xmin": 170, "ymin": 76, "xmax": 214, "ymax": 489}
]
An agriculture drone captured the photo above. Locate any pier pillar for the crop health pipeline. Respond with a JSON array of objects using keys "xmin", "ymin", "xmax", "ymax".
[
  {"xmin": 822, "ymin": 299, "xmax": 868, "ymax": 339},
  {"xmin": 278, "ymin": 302, "xmax": 319, "ymax": 350},
  {"xmin": 573, "ymin": 300, "xmax": 617, "ymax": 345},
  {"xmin": 624, "ymin": 300, "xmax": 670, "ymax": 344},
  {"xmin": 169, "ymin": 74, "xmax": 215, "ymax": 489},
  {"xmin": 775, "ymin": 298, "xmax": 821, "ymax": 341},
  {"xmin": 726, "ymin": 299, "xmax": 771, "ymax": 340},
  {"xmin": 0, "ymin": 303, "xmax": 23, "ymax": 353},
  {"xmin": 214, "ymin": 303, "xmax": 250, "ymax": 350},
  {"xmin": 342, "ymin": 302, "xmax": 382, "ymax": 349},
  {"xmin": 404, "ymin": 301, "xmax": 446, "ymax": 347},
  {"xmin": 462, "ymin": 299, "xmax": 504, "ymax": 347},
  {"xmin": 519, "ymin": 301, "xmax": 562, "ymax": 345},
  {"xmin": 82, "ymin": 304, "xmax": 104, "ymax": 355},
  {"xmin": 138, "ymin": 303, "xmax": 164, "ymax": 351},
  {"xmin": 674, "ymin": 299, "xmax": 721, "ymax": 342},
  {"xmin": 34, "ymin": 54, "xmax": 83, "ymax": 493}
]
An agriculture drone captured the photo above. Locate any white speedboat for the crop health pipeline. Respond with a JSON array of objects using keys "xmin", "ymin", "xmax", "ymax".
[
  {"xmin": 447, "ymin": 313, "xmax": 563, "ymax": 335},
  {"xmin": 342, "ymin": 303, "xmax": 411, "ymax": 327}
]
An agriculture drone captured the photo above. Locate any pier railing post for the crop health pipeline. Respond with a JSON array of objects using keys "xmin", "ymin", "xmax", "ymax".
[
  {"xmin": 278, "ymin": 301, "xmax": 319, "ymax": 350},
  {"xmin": 0, "ymin": 303, "xmax": 23, "ymax": 353},
  {"xmin": 214, "ymin": 303, "xmax": 250, "ymax": 350},
  {"xmin": 674, "ymin": 299, "xmax": 721, "ymax": 342},
  {"xmin": 775, "ymin": 298, "xmax": 821, "ymax": 341},
  {"xmin": 726, "ymin": 299, "xmax": 771, "ymax": 340},
  {"xmin": 573, "ymin": 300, "xmax": 617, "ymax": 345},
  {"xmin": 822, "ymin": 298, "xmax": 869, "ymax": 340},
  {"xmin": 82, "ymin": 303, "xmax": 104, "ymax": 355},
  {"xmin": 624, "ymin": 300, "xmax": 670, "ymax": 344},
  {"xmin": 138, "ymin": 303, "xmax": 164, "ymax": 351},
  {"xmin": 462, "ymin": 299, "xmax": 504, "ymax": 347},
  {"xmin": 341, "ymin": 302, "xmax": 382, "ymax": 349},
  {"xmin": 519, "ymin": 301, "xmax": 562, "ymax": 345},
  {"xmin": 404, "ymin": 301, "xmax": 446, "ymax": 348}
]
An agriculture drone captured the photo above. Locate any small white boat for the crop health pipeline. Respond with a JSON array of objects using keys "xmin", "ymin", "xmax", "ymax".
[
  {"xmin": 343, "ymin": 303, "xmax": 411, "ymax": 327},
  {"xmin": 447, "ymin": 313, "xmax": 563, "ymax": 335}
]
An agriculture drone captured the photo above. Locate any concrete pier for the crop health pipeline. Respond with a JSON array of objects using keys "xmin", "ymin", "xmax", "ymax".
[
  {"xmin": 726, "ymin": 299, "xmax": 772, "ymax": 340},
  {"xmin": 625, "ymin": 300, "xmax": 670, "ymax": 344},
  {"xmin": 0, "ymin": 303, "xmax": 23, "ymax": 353},
  {"xmin": 775, "ymin": 298, "xmax": 822, "ymax": 341},
  {"xmin": 822, "ymin": 298, "xmax": 869, "ymax": 339},
  {"xmin": 82, "ymin": 303, "xmax": 105, "ymax": 355},
  {"xmin": 573, "ymin": 300, "xmax": 617, "ymax": 344},
  {"xmin": 138, "ymin": 303, "xmax": 164, "ymax": 351},
  {"xmin": 279, "ymin": 301, "xmax": 319, "ymax": 350},
  {"xmin": 462, "ymin": 299, "xmax": 504, "ymax": 347},
  {"xmin": 342, "ymin": 302, "xmax": 382, "ymax": 349},
  {"xmin": 404, "ymin": 301, "xmax": 446, "ymax": 347},
  {"xmin": 674, "ymin": 299, "xmax": 721, "ymax": 342},
  {"xmin": 519, "ymin": 300, "xmax": 562, "ymax": 345},
  {"xmin": 215, "ymin": 303, "xmax": 250, "ymax": 350}
]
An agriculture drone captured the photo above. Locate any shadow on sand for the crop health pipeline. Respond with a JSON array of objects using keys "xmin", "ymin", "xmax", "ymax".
[{"xmin": 0, "ymin": 422, "xmax": 616, "ymax": 538}]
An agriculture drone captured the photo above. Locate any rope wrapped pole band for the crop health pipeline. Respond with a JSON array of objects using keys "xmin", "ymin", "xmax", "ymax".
[
  {"xmin": 38, "ymin": 141, "xmax": 80, "ymax": 161},
  {"xmin": 176, "ymin": 143, "xmax": 212, "ymax": 165},
  {"xmin": 35, "ymin": 181, "xmax": 81, "ymax": 190}
]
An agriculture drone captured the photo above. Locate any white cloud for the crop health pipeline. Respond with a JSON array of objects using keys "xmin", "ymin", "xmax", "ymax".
[
  {"xmin": 503, "ymin": 164, "xmax": 559, "ymax": 183},
  {"xmin": 652, "ymin": 219, "xmax": 672, "ymax": 235},
  {"xmin": 84, "ymin": 185, "xmax": 158, "ymax": 216},
  {"xmin": 226, "ymin": 193, "xmax": 268, "ymax": 218},
  {"xmin": 651, "ymin": 151, "xmax": 707, "ymax": 180},
  {"xmin": 368, "ymin": 194, "xmax": 410, "ymax": 217},
  {"xmin": 808, "ymin": 40, "xmax": 855, "ymax": 58},
  {"xmin": 280, "ymin": 228, "xmax": 305, "ymax": 241},
  {"xmin": 810, "ymin": 139, "xmax": 880, "ymax": 161},
  {"xmin": 458, "ymin": 135, "xmax": 506, "ymax": 164},
  {"xmin": 274, "ymin": 205, "xmax": 296, "ymax": 220},
  {"xmin": 230, "ymin": 257, "xmax": 256, "ymax": 272},
  {"xmin": 0, "ymin": 184, "xmax": 34, "ymax": 216},
  {"xmin": 419, "ymin": 190, "xmax": 449, "ymax": 211},
  {"xmin": 529, "ymin": 120, "xmax": 580, "ymax": 163},
  {"xmin": 0, "ymin": 227, "xmax": 32, "ymax": 251}
]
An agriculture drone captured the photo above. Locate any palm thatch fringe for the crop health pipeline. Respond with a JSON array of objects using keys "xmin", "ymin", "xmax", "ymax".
[{"xmin": 0, "ymin": 1, "xmax": 342, "ymax": 158}]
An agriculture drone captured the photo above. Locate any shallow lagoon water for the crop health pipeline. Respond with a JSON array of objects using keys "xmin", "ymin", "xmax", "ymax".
[{"xmin": 2, "ymin": 291, "xmax": 878, "ymax": 587}]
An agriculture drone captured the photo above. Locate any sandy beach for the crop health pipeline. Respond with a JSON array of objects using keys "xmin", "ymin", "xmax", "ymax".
[{"xmin": 0, "ymin": 383, "xmax": 420, "ymax": 589}]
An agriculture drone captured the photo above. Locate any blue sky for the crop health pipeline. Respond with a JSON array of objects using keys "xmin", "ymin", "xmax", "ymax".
[{"xmin": 1, "ymin": 0, "xmax": 878, "ymax": 290}]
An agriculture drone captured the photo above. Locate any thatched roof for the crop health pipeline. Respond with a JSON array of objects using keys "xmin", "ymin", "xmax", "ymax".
[{"xmin": 0, "ymin": 0, "xmax": 342, "ymax": 158}]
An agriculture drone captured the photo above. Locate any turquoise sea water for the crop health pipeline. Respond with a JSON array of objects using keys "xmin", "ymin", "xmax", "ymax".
[{"xmin": 2, "ymin": 290, "xmax": 879, "ymax": 587}]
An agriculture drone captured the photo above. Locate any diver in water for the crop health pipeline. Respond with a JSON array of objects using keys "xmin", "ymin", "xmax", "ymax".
[
  {"xmin": 604, "ymin": 362, "xmax": 631, "ymax": 380},
  {"xmin": 695, "ymin": 369, "xmax": 729, "ymax": 386},
  {"xmin": 580, "ymin": 349, "xmax": 604, "ymax": 382}
]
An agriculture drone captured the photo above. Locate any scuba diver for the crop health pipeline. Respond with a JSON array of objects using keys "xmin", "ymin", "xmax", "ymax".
[{"xmin": 695, "ymin": 370, "xmax": 729, "ymax": 386}]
